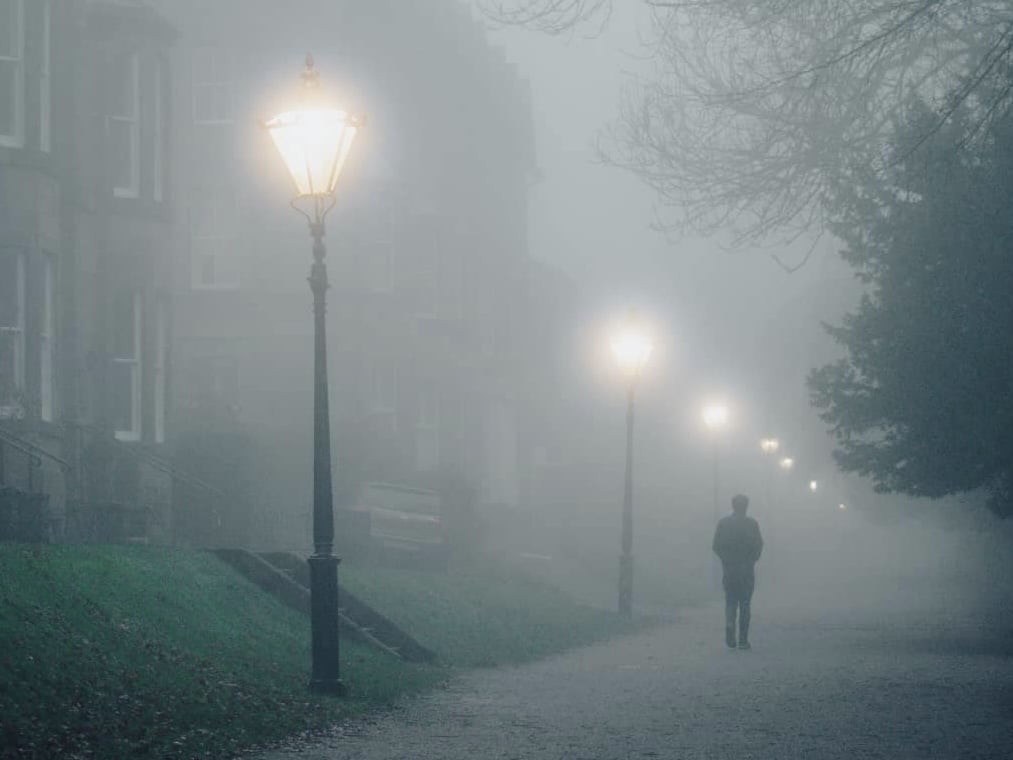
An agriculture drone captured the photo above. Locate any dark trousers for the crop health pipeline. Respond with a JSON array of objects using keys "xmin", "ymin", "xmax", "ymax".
[{"xmin": 723, "ymin": 569, "xmax": 755, "ymax": 642}]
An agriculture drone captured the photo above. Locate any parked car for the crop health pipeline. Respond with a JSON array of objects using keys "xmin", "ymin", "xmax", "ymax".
[{"xmin": 337, "ymin": 482, "xmax": 449, "ymax": 569}]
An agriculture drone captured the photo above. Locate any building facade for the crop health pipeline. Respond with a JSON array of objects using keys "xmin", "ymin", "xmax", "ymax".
[
  {"xmin": 0, "ymin": 0, "xmax": 178, "ymax": 543},
  {"xmin": 147, "ymin": 0, "xmax": 537, "ymax": 549}
]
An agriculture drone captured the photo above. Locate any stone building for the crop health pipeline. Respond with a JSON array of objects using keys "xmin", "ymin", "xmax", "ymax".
[
  {"xmin": 146, "ymin": 0, "xmax": 537, "ymax": 549},
  {"xmin": 0, "ymin": 0, "xmax": 177, "ymax": 542}
]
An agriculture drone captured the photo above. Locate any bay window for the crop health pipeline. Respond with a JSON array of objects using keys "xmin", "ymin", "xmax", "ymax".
[
  {"xmin": 108, "ymin": 52, "xmax": 140, "ymax": 198},
  {"xmin": 39, "ymin": 256, "xmax": 54, "ymax": 422},
  {"xmin": 0, "ymin": 252, "xmax": 25, "ymax": 417},
  {"xmin": 39, "ymin": 0, "xmax": 50, "ymax": 152},
  {"xmin": 0, "ymin": 0, "xmax": 24, "ymax": 148},
  {"xmin": 112, "ymin": 293, "xmax": 142, "ymax": 441}
]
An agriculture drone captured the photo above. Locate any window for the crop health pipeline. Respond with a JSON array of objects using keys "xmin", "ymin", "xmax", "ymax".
[
  {"xmin": 414, "ymin": 385, "xmax": 440, "ymax": 471},
  {"xmin": 108, "ymin": 52, "xmax": 140, "ymax": 198},
  {"xmin": 39, "ymin": 0, "xmax": 50, "ymax": 152},
  {"xmin": 112, "ymin": 292, "xmax": 142, "ymax": 441},
  {"xmin": 0, "ymin": 252, "xmax": 25, "ymax": 417},
  {"xmin": 153, "ymin": 59, "xmax": 165, "ymax": 202},
  {"xmin": 190, "ymin": 186, "xmax": 239, "ymax": 289},
  {"xmin": 0, "ymin": 0, "xmax": 24, "ymax": 148},
  {"xmin": 153, "ymin": 300, "xmax": 167, "ymax": 443},
  {"xmin": 192, "ymin": 48, "xmax": 232, "ymax": 124},
  {"xmin": 39, "ymin": 256, "xmax": 54, "ymax": 422}
]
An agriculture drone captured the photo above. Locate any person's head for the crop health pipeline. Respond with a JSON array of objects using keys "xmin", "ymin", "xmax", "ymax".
[{"xmin": 732, "ymin": 494, "xmax": 749, "ymax": 515}]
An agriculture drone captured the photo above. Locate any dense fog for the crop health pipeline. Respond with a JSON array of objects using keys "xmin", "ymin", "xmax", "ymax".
[{"xmin": 2, "ymin": 0, "xmax": 1012, "ymax": 628}]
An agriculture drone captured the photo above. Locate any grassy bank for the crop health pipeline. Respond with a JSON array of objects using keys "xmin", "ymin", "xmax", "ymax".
[
  {"xmin": 340, "ymin": 561, "xmax": 638, "ymax": 668},
  {"xmin": 0, "ymin": 545, "xmax": 635, "ymax": 759}
]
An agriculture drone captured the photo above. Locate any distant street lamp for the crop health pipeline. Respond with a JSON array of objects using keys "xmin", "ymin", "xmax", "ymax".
[
  {"xmin": 265, "ymin": 56, "xmax": 363, "ymax": 695},
  {"xmin": 809, "ymin": 480, "xmax": 819, "ymax": 493},
  {"xmin": 779, "ymin": 457, "xmax": 794, "ymax": 471},
  {"xmin": 759, "ymin": 437, "xmax": 780, "ymax": 541},
  {"xmin": 702, "ymin": 403, "xmax": 730, "ymax": 527},
  {"xmin": 702, "ymin": 402, "xmax": 730, "ymax": 590},
  {"xmin": 839, "ymin": 503, "xmax": 848, "ymax": 511},
  {"xmin": 610, "ymin": 311, "xmax": 653, "ymax": 617}
]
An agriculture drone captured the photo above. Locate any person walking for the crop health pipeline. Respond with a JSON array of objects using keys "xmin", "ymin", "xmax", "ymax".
[{"xmin": 712, "ymin": 494, "xmax": 764, "ymax": 650}]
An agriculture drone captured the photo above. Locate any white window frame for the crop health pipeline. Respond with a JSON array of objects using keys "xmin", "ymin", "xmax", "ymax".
[
  {"xmin": 189, "ymin": 187, "xmax": 240, "ymax": 290},
  {"xmin": 39, "ymin": 255, "xmax": 54, "ymax": 422},
  {"xmin": 153, "ymin": 300, "xmax": 167, "ymax": 443},
  {"xmin": 191, "ymin": 47, "xmax": 233, "ymax": 125},
  {"xmin": 108, "ymin": 53, "xmax": 140, "ymax": 199},
  {"xmin": 153, "ymin": 58, "xmax": 164, "ymax": 202},
  {"xmin": 39, "ymin": 0, "xmax": 50, "ymax": 152},
  {"xmin": 0, "ymin": 0, "xmax": 25, "ymax": 148},
  {"xmin": 113, "ymin": 293, "xmax": 142, "ymax": 442},
  {"xmin": 0, "ymin": 252, "xmax": 26, "ymax": 418}
]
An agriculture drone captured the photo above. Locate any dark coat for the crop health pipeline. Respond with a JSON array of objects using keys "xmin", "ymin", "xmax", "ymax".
[{"xmin": 712, "ymin": 513, "xmax": 763, "ymax": 578}]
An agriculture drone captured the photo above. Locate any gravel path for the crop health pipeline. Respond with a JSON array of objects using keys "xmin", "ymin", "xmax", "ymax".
[{"xmin": 257, "ymin": 582, "xmax": 1013, "ymax": 760}]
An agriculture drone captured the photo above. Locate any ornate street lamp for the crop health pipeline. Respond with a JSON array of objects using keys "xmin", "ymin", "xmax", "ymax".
[
  {"xmin": 701, "ymin": 402, "xmax": 730, "ymax": 590},
  {"xmin": 265, "ymin": 56, "xmax": 363, "ymax": 695},
  {"xmin": 609, "ymin": 311, "xmax": 653, "ymax": 617},
  {"xmin": 701, "ymin": 402, "xmax": 730, "ymax": 525},
  {"xmin": 759, "ymin": 437, "xmax": 780, "ymax": 535}
]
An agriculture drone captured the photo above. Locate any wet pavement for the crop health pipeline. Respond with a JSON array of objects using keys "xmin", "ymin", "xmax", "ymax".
[{"xmin": 255, "ymin": 580, "xmax": 1013, "ymax": 760}]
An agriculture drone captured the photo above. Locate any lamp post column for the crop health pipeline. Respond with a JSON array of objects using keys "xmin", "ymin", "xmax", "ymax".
[
  {"xmin": 618, "ymin": 383, "xmax": 635, "ymax": 617},
  {"xmin": 306, "ymin": 220, "xmax": 343, "ymax": 695}
]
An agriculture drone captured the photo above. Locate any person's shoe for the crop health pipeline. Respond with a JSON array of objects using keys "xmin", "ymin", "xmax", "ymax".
[
  {"xmin": 738, "ymin": 639, "xmax": 751, "ymax": 651},
  {"xmin": 725, "ymin": 628, "xmax": 737, "ymax": 649}
]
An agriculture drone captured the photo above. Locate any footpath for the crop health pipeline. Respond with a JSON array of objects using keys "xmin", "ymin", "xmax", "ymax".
[{"xmin": 256, "ymin": 577, "xmax": 1013, "ymax": 760}]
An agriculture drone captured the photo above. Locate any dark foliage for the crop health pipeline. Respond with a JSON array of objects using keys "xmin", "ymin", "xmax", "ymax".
[{"xmin": 810, "ymin": 102, "xmax": 1013, "ymax": 516}]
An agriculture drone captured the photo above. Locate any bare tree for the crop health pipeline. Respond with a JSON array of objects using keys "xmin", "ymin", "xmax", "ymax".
[{"xmin": 482, "ymin": 1, "xmax": 1013, "ymax": 253}]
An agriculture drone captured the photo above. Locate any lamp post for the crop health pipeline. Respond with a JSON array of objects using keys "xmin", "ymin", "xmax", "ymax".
[
  {"xmin": 701, "ymin": 403, "xmax": 730, "ymax": 527},
  {"xmin": 759, "ymin": 437, "xmax": 779, "ymax": 545},
  {"xmin": 702, "ymin": 403, "xmax": 729, "ymax": 590},
  {"xmin": 610, "ymin": 312, "xmax": 653, "ymax": 617},
  {"xmin": 265, "ymin": 56, "xmax": 363, "ymax": 695}
]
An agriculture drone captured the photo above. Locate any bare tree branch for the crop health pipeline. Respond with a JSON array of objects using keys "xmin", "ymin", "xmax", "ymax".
[{"xmin": 483, "ymin": 0, "xmax": 1013, "ymax": 246}]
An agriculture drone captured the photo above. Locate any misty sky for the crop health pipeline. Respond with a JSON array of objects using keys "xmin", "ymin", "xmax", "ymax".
[{"xmin": 481, "ymin": 6, "xmax": 860, "ymax": 490}]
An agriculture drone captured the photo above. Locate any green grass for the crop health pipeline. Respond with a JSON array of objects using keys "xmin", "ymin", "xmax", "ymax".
[
  {"xmin": 0, "ymin": 545, "xmax": 437, "ymax": 759},
  {"xmin": 340, "ymin": 561, "xmax": 638, "ymax": 668},
  {"xmin": 0, "ymin": 545, "xmax": 637, "ymax": 759}
]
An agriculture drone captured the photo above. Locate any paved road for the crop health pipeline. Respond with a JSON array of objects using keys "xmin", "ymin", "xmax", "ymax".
[{"xmin": 257, "ymin": 578, "xmax": 1013, "ymax": 760}]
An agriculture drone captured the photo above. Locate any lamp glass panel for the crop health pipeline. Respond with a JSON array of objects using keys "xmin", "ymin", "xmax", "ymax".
[{"xmin": 266, "ymin": 108, "xmax": 357, "ymax": 197}]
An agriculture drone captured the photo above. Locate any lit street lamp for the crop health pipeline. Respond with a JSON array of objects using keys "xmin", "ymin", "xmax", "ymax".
[
  {"xmin": 779, "ymin": 456, "xmax": 794, "ymax": 471},
  {"xmin": 610, "ymin": 312, "xmax": 653, "ymax": 617},
  {"xmin": 702, "ymin": 403, "xmax": 730, "ymax": 527},
  {"xmin": 809, "ymin": 480, "xmax": 819, "ymax": 493},
  {"xmin": 265, "ymin": 56, "xmax": 363, "ymax": 694},
  {"xmin": 759, "ymin": 437, "xmax": 780, "ymax": 544}
]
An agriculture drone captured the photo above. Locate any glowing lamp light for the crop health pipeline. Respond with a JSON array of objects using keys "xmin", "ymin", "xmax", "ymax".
[
  {"xmin": 809, "ymin": 480, "xmax": 819, "ymax": 492},
  {"xmin": 265, "ymin": 56, "xmax": 363, "ymax": 200},
  {"xmin": 839, "ymin": 503, "xmax": 847, "ymax": 511},
  {"xmin": 610, "ymin": 314, "xmax": 654, "ymax": 379},
  {"xmin": 760, "ymin": 438, "xmax": 780, "ymax": 454},
  {"xmin": 779, "ymin": 457, "xmax": 794, "ymax": 470},
  {"xmin": 702, "ymin": 403, "xmax": 730, "ymax": 431}
]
